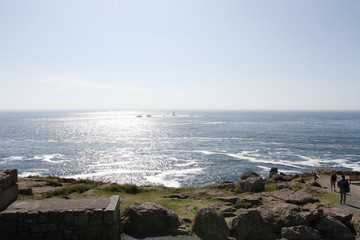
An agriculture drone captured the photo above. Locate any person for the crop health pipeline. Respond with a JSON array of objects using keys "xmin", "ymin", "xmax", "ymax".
[
  {"xmin": 313, "ymin": 173, "xmax": 320, "ymax": 183},
  {"xmin": 337, "ymin": 175, "xmax": 350, "ymax": 204},
  {"xmin": 330, "ymin": 170, "xmax": 337, "ymax": 192}
]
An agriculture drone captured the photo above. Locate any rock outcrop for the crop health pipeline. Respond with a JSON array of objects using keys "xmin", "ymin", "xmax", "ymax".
[
  {"xmin": 276, "ymin": 182, "xmax": 291, "ymax": 190},
  {"xmin": 274, "ymin": 188, "xmax": 317, "ymax": 205},
  {"xmin": 239, "ymin": 171, "xmax": 260, "ymax": 180},
  {"xmin": 193, "ymin": 207, "xmax": 229, "ymax": 240},
  {"xmin": 231, "ymin": 209, "xmax": 275, "ymax": 240},
  {"xmin": 260, "ymin": 203, "xmax": 307, "ymax": 235},
  {"xmin": 237, "ymin": 176, "xmax": 265, "ymax": 192},
  {"xmin": 311, "ymin": 215, "xmax": 354, "ymax": 239},
  {"xmin": 269, "ymin": 167, "xmax": 278, "ymax": 178},
  {"xmin": 120, "ymin": 202, "xmax": 191, "ymax": 235},
  {"xmin": 282, "ymin": 225, "xmax": 321, "ymax": 240},
  {"xmin": 214, "ymin": 180, "xmax": 235, "ymax": 189}
]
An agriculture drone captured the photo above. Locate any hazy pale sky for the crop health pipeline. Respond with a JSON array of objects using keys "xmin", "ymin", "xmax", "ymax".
[{"xmin": 1, "ymin": 0, "xmax": 359, "ymax": 111}]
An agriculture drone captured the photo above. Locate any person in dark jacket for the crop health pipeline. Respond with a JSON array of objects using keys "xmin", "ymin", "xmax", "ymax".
[
  {"xmin": 330, "ymin": 170, "xmax": 337, "ymax": 192},
  {"xmin": 337, "ymin": 175, "xmax": 350, "ymax": 204}
]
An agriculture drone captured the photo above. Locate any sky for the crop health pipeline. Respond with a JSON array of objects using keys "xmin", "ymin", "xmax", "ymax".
[{"xmin": 0, "ymin": 0, "xmax": 359, "ymax": 111}]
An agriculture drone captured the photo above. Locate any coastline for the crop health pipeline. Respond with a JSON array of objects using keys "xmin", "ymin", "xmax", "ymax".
[{"xmin": 1, "ymin": 167, "xmax": 359, "ymax": 239}]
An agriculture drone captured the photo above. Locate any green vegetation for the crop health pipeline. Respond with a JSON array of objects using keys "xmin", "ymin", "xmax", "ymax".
[
  {"xmin": 28, "ymin": 175, "xmax": 103, "ymax": 186},
  {"xmin": 313, "ymin": 191, "xmax": 353, "ymax": 206},
  {"xmin": 22, "ymin": 171, "xmax": 349, "ymax": 220},
  {"xmin": 45, "ymin": 184, "xmax": 91, "ymax": 198},
  {"xmin": 101, "ymin": 183, "xmax": 143, "ymax": 194},
  {"xmin": 235, "ymin": 199, "xmax": 252, "ymax": 208},
  {"xmin": 264, "ymin": 183, "xmax": 276, "ymax": 192}
]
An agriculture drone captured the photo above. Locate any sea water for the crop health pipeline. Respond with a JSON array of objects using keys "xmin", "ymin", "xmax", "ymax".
[{"xmin": 0, "ymin": 110, "xmax": 359, "ymax": 187}]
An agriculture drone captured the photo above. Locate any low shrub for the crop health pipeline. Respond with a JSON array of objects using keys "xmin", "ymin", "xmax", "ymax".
[
  {"xmin": 103, "ymin": 183, "xmax": 142, "ymax": 194},
  {"xmin": 45, "ymin": 181, "xmax": 63, "ymax": 187}
]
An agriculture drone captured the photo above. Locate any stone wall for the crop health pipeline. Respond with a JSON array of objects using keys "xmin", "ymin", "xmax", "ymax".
[
  {"xmin": 0, "ymin": 169, "xmax": 18, "ymax": 211},
  {"xmin": 0, "ymin": 195, "xmax": 120, "ymax": 240},
  {"xmin": 0, "ymin": 169, "xmax": 120, "ymax": 240}
]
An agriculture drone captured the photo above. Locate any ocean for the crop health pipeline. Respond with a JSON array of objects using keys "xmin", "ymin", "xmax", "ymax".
[{"xmin": 0, "ymin": 110, "xmax": 359, "ymax": 187}]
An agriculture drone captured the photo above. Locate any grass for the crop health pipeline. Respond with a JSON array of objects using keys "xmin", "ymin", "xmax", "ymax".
[
  {"xmin": 94, "ymin": 185, "xmax": 220, "ymax": 221},
  {"xmin": 44, "ymin": 184, "xmax": 91, "ymax": 198},
  {"xmin": 101, "ymin": 183, "xmax": 143, "ymax": 194},
  {"xmin": 313, "ymin": 191, "xmax": 354, "ymax": 206},
  {"xmin": 28, "ymin": 175, "xmax": 103, "ymax": 186},
  {"xmin": 265, "ymin": 183, "xmax": 276, "ymax": 192}
]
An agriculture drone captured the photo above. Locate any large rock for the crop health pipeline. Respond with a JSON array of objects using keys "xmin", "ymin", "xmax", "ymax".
[
  {"xmin": 311, "ymin": 215, "xmax": 354, "ymax": 239},
  {"xmin": 269, "ymin": 167, "xmax": 278, "ymax": 178},
  {"xmin": 271, "ymin": 174, "xmax": 284, "ymax": 182},
  {"xmin": 352, "ymin": 216, "xmax": 360, "ymax": 237},
  {"xmin": 214, "ymin": 180, "xmax": 235, "ymax": 189},
  {"xmin": 214, "ymin": 196, "xmax": 239, "ymax": 205},
  {"xmin": 274, "ymin": 188, "xmax": 317, "ymax": 205},
  {"xmin": 239, "ymin": 171, "xmax": 260, "ymax": 180},
  {"xmin": 276, "ymin": 182, "xmax": 291, "ymax": 190},
  {"xmin": 231, "ymin": 209, "xmax": 275, "ymax": 240},
  {"xmin": 242, "ymin": 195, "xmax": 262, "ymax": 205},
  {"xmin": 301, "ymin": 208, "xmax": 324, "ymax": 225},
  {"xmin": 260, "ymin": 203, "xmax": 307, "ymax": 235},
  {"xmin": 120, "ymin": 202, "xmax": 190, "ymax": 235},
  {"xmin": 325, "ymin": 209, "xmax": 353, "ymax": 224},
  {"xmin": 193, "ymin": 207, "xmax": 229, "ymax": 240},
  {"xmin": 237, "ymin": 176, "xmax": 265, "ymax": 192},
  {"xmin": 282, "ymin": 225, "xmax": 321, "ymax": 240}
]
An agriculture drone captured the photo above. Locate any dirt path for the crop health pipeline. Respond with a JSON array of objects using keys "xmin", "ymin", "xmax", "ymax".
[{"xmin": 317, "ymin": 175, "xmax": 360, "ymax": 216}]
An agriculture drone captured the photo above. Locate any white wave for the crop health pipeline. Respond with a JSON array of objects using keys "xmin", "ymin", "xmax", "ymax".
[
  {"xmin": 328, "ymin": 159, "xmax": 360, "ymax": 171},
  {"xmin": 18, "ymin": 171, "xmax": 46, "ymax": 177},
  {"xmin": 174, "ymin": 160, "xmax": 197, "ymax": 167},
  {"xmin": 204, "ymin": 122, "xmax": 228, "ymax": 125},
  {"xmin": 257, "ymin": 166, "xmax": 271, "ymax": 172},
  {"xmin": 145, "ymin": 168, "xmax": 203, "ymax": 188},
  {"xmin": 34, "ymin": 154, "xmax": 70, "ymax": 164},
  {"xmin": 295, "ymin": 156, "xmax": 360, "ymax": 171},
  {"xmin": 228, "ymin": 151, "xmax": 303, "ymax": 169},
  {"xmin": 294, "ymin": 155, "xmax": 322, "ymax": 167},
  {"xmin": 3, "ymin": 156, "xmax": 24, "ymax": 161},
  {"xmin": 195, "ymin": 150, "xmax": 215, "ymax": 155},
  {"xmin": 65, "ymin": 169, "xmax": 159, "ymax": 179}
]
